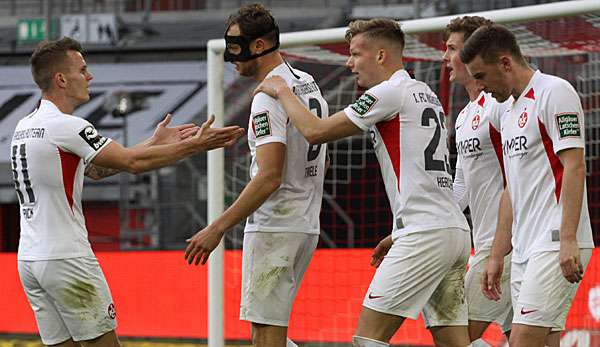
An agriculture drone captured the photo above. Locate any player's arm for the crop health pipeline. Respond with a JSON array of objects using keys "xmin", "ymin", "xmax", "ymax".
[
  {"xmin": 558, "ymin": 147, "xmax": 586, "ymax": 283},
  {"xmin": 92, "ymin": 116, "xmax": 243, "ymax": 174},
  {"xmin": 184, "ymin": 142, "xmax": 285, "ymax": 265},
  {"xmin": 255, "ymin": 77, "xmax": 361, "ymax": 144},
  {"xmin": 85, "ymin": 114, "xmax": 200, "ymax": 180},
  {"xmin": 452, "ymin": 156, "xmax": 469, "ymax": 211},
  {"xmin": 482, "ymin": 187, "xmax": 513, "ymax": 301}
]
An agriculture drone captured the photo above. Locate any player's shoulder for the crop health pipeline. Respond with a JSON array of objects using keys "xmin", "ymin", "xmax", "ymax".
[{"xmin": 536, "ymin": 71, "xmax": 575, "ymax": 96}]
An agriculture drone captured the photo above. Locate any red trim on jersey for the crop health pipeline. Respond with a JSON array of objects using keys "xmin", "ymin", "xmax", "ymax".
[
  {"xmin": 58, "ymin": 148, "xmax": 80, "ymax": 212},
  {"xmin": 537, "ymin": 118, "xmax": 563, "ymax": 202},
  {"xmin": 489, "ymin": 123, "xmax": 506, "ymax": 187},
  {"xmin": 376, "ymin": 114, "xmax": 400, "ymax": 190},
  {"xmin": 525, "ymin": 88, "xmax": 535, "ymax": 100},
  {"xmin": 477, "ymin": 94, "xmax": 485, "ymax": 107}
]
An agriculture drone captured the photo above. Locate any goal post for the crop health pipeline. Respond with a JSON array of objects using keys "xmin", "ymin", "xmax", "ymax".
[{"xmin": 207, "ymin": 1, "xmax": 600, "ymax": 346}]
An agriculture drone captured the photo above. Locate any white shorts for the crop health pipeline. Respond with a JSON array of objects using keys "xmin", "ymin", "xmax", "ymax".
[
  {"xmin": 240, "ymin": 232, "xmax": 318, "ymax": 326},
  {"xmin": 363, "ymin": 228, "xmax": 470, "ymax": 328},
  {"xmin": 511, "ymin": 249, "xmax": 592, "ymax": 330},
  {"xmin": 18, "ymin": 257, "xmax": 117, "ymax": 345},
  {"xmin": 465, "ymin": 250, "xmax": 513, "ymax": 332}
]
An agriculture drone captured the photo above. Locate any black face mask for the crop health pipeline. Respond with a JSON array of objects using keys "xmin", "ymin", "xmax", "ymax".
[{"xmin": 224, "ymin": 24, "xmax": 280, "ymax": 62}]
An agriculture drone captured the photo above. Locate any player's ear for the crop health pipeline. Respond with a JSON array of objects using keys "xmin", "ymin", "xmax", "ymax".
[
  {"xmin": 499, "ymin": 55, "xmax": 512, "ymax": 72},
  {"xmin": 254, "ymin": 38, "xmax": 265, "ymax": 54},
  {"xmin": 55, "ymin": 72, "xmax": 67, "ymax": 89},
  {"xmin": 377, "ymin": 49, "xmax": 385, "ymax": 64}
]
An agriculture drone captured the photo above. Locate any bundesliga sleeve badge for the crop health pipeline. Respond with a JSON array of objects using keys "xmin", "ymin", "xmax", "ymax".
[
  {"xmin": 555, "ymin": 112, "xmax": 581, "ymax": 139},
  {"xmin": 79, "ymin": 125, "xmax": 108, "ymax": 151},
  {"xmin": 252, "ymin": 112, "xmax": 272, "ymax": 138},
  {"xmin": 350, "ymin": 93, "xmax": 378, "ymax": 117}
]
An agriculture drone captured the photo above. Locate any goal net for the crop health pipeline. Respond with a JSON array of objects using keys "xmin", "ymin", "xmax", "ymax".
[{"xmin": 208, "ymin": 2, "xmax": 600, "ymax": 346}]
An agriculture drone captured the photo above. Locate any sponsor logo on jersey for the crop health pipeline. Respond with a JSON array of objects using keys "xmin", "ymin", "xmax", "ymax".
[
  {"xmin": 252, "ymin": 112, "xmax": 272, "ymax": 138},
  {"xmin": 555, "ymin": 113, "xmax": 581, "ymax": 139},
  {"xmin": 503, "ymin": 135, "xmax": 529, "ymax": 159},
  {"xmin": 457, "ymin": 137, "xmax": 482, "ymax": 160},
  {"xmin": 518, "ymin": 111, "xmax": 528, "ymax": 128},
  {"xmin": 350, "ymin": 92, "xmax": 377, "ymax": 117},
  {"xmin": 79, "ymin": 125, "xmax": 107, "ymax": 151},
  {"xmin": 471, "ymin": 114, "xmax": 480, "ymax": 130}
]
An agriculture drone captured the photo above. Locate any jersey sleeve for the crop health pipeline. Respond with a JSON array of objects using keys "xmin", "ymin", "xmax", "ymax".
[
  {"xmin": 250, "ymin": 92, "xmax": 287, "ymax": 147},
  {"xmin": 452, "ymin": 155, "xmax": 469, "ymax": 211},
  {"xmin": 50, "ymin": 116, "xmax": 112, "ymax": 165},
  {"xmin": 343, "ymin": 81, "xmax": 402, "ymax": 131},
  {"xmin": 542, "ymin": 80, "xmax": 585, "ymax": 153}
]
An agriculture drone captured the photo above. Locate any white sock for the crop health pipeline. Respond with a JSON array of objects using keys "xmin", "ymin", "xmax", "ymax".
[
  {"xmin": 352, "ymin": 336, "xmax": 389, "ymax": 347},
  {"xmin": 286, "ymin": 338, "xmax": 298, "ymax": 347}
]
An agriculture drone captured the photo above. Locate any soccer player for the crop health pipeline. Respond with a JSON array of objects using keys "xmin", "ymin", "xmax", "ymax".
[
  {"xmin": 12, "ymin": 37, "xmax": 243, "ymax": 347},
  {"xmin": 443, "ymin": 16, "xmax": 514, "ymax": 341},
  {"xmin": 461, "ymin": 24, "xmax": 594, "ymax": 347},
  {"xmin": 183, "ymin": 4, "xmax": 328, "ymax": 347},
  {"xmin": 254, "ymin": 18, "xmax": 471, "ymax": 347}
]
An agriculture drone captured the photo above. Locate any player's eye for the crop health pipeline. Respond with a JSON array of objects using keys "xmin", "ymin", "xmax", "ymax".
[{"xmin": 227, "ymin": 43, "xmax": 241, "ymax": 55}]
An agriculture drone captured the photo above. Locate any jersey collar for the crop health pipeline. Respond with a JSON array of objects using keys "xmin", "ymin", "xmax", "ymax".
[
  {"xmin": 515, "ymin": 70, "xmax": 541, "ymax": 104},
  {"xmin": 389, "ymin": 69, "xmax": 411, "ymax": 81}
]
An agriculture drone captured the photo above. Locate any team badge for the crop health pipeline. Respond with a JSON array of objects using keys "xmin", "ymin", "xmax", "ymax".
[
  {"xmin": 518, "ymin": 111, "xmax": 528, "ymax": 128},
  {"xmin": 79, "ymin": 125, "xmax": 107, "ymax": 151},
  {"xmin": 555, "ymin": 113, "xmax": 581, "ymax": 139},
  {"xmin": 350, "ymin": 92, "xmax": 378, "ymax": 117},
  {"xmin": 107, "ymin": 303, "xmax": 116, "ymax": 319},
  {"xmin": 252, "ymin": 111, "xmax": 271, "ymax": 138},
  {"xmin": 471, "ymin": 114, "xmax": 480, "ymax": 130}
]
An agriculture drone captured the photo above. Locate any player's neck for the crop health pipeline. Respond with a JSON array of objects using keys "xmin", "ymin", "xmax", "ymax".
[
  {"xmin": 255, "ymin": 52, "xmax": 285, "ymax": 82},
  {"xmin": 382, "ymin": 64, "xmax": 405, "ymax": 81},
  {"xmin": 464, "ymin": 79, "xmax": 482, "ymax": 101},
  {"xmin": 512, "ymin": 64, "xmax": 536, "ymax": 99},
  {"xmin": 42, "ymin": 92, "xmax": 76, "ymax": 114}
]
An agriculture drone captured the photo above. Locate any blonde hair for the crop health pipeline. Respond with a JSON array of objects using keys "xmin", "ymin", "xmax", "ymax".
[{"xmin": 345, "ymin": 18, "xmax": 405, "ymax": 51}]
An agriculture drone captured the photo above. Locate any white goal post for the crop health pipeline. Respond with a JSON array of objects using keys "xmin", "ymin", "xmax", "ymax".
[{"xmin": 206, "ymin": 1, "xmax": 600, "ymax": 346}]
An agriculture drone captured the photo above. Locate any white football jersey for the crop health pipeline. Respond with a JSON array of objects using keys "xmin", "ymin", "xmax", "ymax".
[
  {"xmin": 454, "ymin": 92, "xmax": 511, "ymax": 252},
  {"xmin": 245, "ymin": 63, "xmax": 329, "ymax": 234},
  {"xmin": 502, "ymin": 70, "xmax": 594, "ymax": 263},
  {"xmin": 344, "ymin": 69, "xmax": 469, "ymax": 235},
  {"xmin": 11, "ymin": 100, "xmax": 112, "ymax": 260}
]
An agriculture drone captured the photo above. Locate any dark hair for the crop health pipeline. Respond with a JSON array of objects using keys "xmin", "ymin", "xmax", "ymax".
[
  {"xmin": 345, "ymin": 18, "xmax": 405, "ymax": 51},
  {"xmin": 460, "ymin": 24, "xmax": 525, "ymax": 65},
  {"xmin": 30, "ymin": 37, "xmax": 83, "ymax": 91},
  {"xmin": 443, "ymin": 16, "xmax": 494, "ymax": 42},
  {"xmin": 226, "ymin": 3, "xmax": 278, "ymax": 43}
]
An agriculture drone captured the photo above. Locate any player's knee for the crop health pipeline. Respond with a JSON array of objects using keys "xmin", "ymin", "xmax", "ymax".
[{"xmin": 352, "ymin": 336, "xmax": 389, "ymax": 347}]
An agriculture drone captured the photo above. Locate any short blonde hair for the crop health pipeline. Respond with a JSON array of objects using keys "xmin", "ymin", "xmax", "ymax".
[{"xmin": 345, "ymin": 18, "xmax": 405, "ymax": 51}]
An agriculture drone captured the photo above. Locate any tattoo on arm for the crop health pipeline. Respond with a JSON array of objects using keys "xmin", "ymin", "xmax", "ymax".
[{"xmin": 85, "ymin": 164, "xmax": 121, "ymax": 180}]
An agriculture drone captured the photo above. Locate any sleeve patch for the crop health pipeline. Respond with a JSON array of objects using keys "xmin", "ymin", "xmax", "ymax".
[
  {"xmin": 555, "ymin": 113, "xmax": 581, "ymax": 139},
  {"xmin": 252, "ymin": 112, "xmax": 272, "ymax": 138},
  {"xmin": 350, "ymin": 92, "xmax": 378, "ymax": 117},
  {"xmin": 78, "ymin": 125, "xmax": 107, "ymax": 151}
]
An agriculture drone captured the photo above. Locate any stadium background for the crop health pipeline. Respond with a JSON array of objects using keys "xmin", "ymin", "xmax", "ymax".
[{"xmin": 0, "ymin": 0, "xmax": 599, "ymax": 346}]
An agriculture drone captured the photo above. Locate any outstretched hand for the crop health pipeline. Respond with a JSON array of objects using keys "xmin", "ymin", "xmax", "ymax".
[
  {"xmin": 152, "ymin": 113, "xmax": 199, "ymax": 145},
  {"xmin": 192, "ymin": 115, "xmax": 245, "ymax": 151},
  {"xmin": 184, "ymin": 224, "xmax": 225, "ymax": 265},
  {"xmin": 254, "ymin": 76, "xmax": 288, "ymax": 99}
]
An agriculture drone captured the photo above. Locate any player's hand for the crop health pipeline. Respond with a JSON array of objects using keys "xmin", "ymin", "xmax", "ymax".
[
  {"xmin": 191, "ymin": 115, "xmax": 245, "ymax": 151},
  {"xmin": 559, "ymin": 239, "xmax": 584, "ymax": 283},
  {"xmin": 184, "ymin": 224, "xmax": 225, "ymax": 265},
  {"xmin": 151, "ymin": 113, "xmax": 200, "ymax": 145},
  {"xmin": 254, "ymin": 76, "xmax": 288, "ymax": 99},
  {"xmin": 481, "ymin": 257, "xmax": 503, "ymax": 301},
  {"xmin": 371, "ymin": 235, "xmax": 393, "ymax": 268}
]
